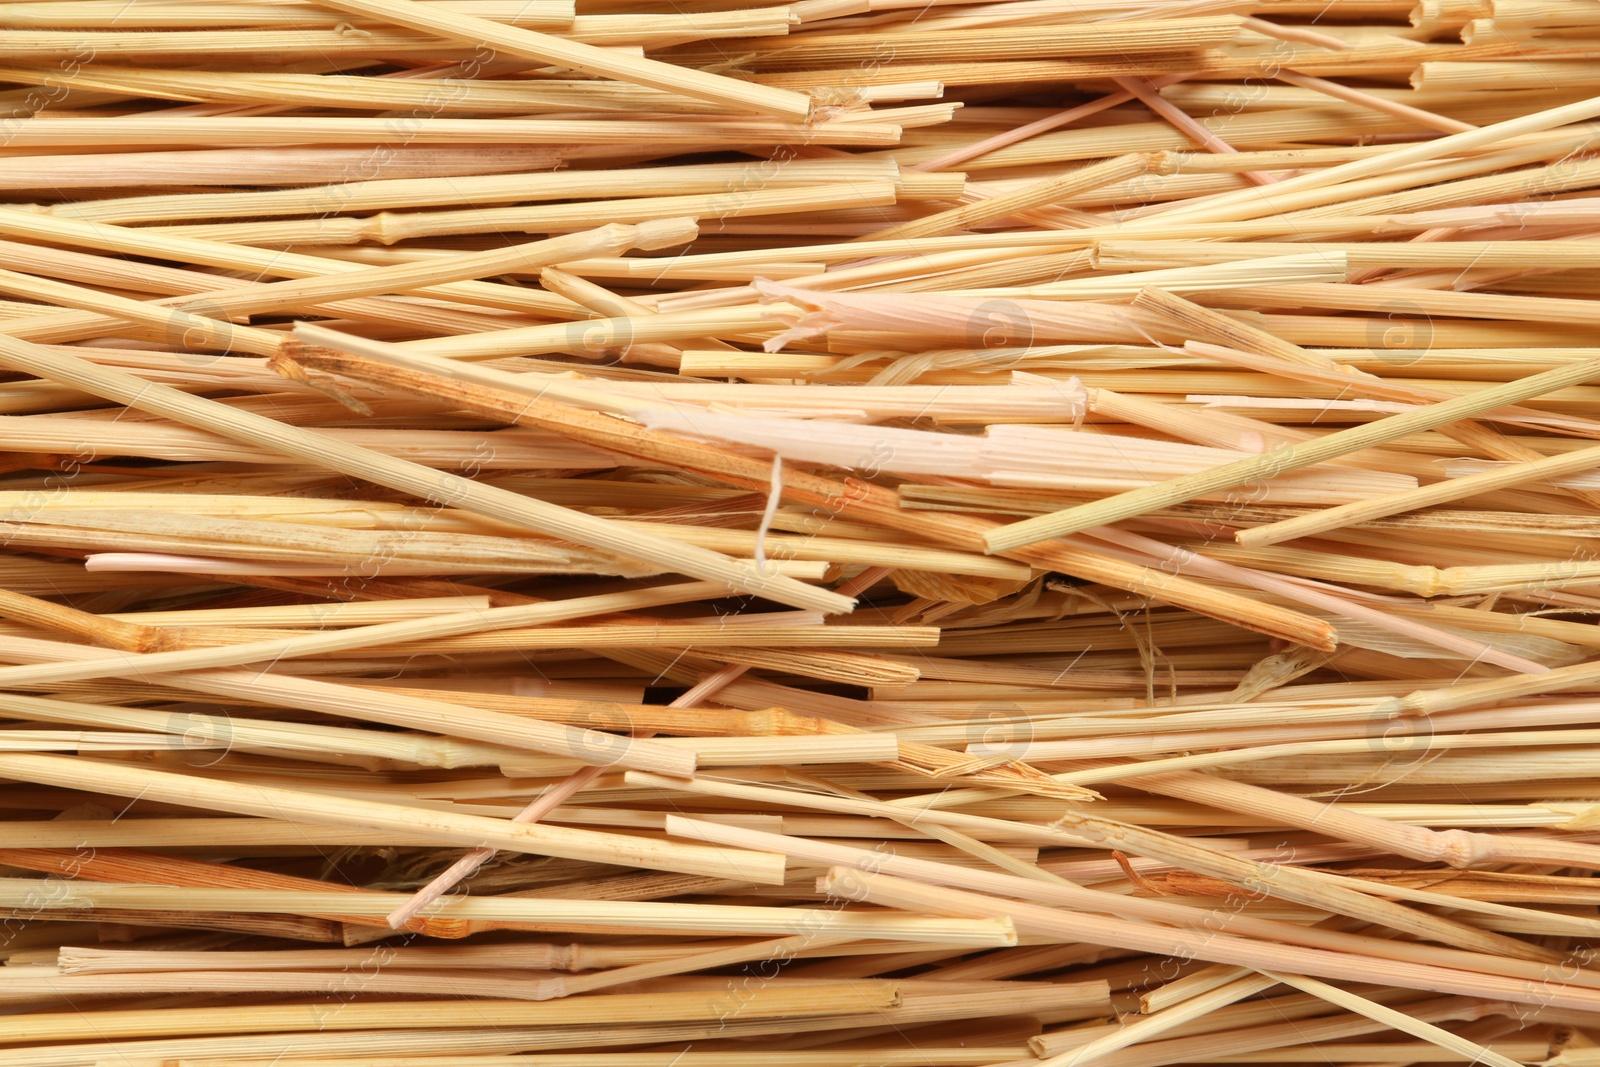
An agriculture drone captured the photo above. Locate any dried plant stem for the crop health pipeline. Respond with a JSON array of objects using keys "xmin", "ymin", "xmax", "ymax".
[
  {"xmin": 1259, "ymin": 971, "xmax": 1525, "ymax": 1067},
  {"xmin": 666, "ymin": 815, "xmax": 1567, "ymax": 972},
  {"xmin": 0, "ymin": 631, "xmax": 687, "ymax": 773},
  {"xmin": 987, "ymin": 349, "xmax": 1600, "ymax": 552},
  {"xmin": 1038, "ymin": 972, "xmax": 1279, "ymax": 1067},
  {"xmin": 1139, "ymin": 93, "xmax": 1600, "ymax": 226},
  {"xmin": 10, "ymin": 888, "xmax": 1003, "ymax": 950},
  {"xmin": 162, "ymin": 184, "xmax": 897, "ymax": 247},
  {"xmin": 0, "ymin": 754, "xmax": 785, "ymax": 883},
  {"xmin": 860, "ymin": 153, "xmax": 1154, "ymax": 242},
  {"xmin": 314, "ymin": 0, "xmax": 814, "ymax": 120},
  {"xmin": 0, "ymin": 581, "xmax": 737, "ymax": 689},
  {"xmin": 0, "ymin": 689, "xmax": 508, "ymax": 770},
  {"xmin": 0, "ymin": 848, "xmax": 470, "ymax": 939},
  {"xmin": 2, "ymin": 13, "xmax": 1598, "ymax": 1062},
  {"xmin": 1126, "ymin": 770, "xmax": 1600, "ymax": 871},
  {"xmin": 0, "ymin": 980, "xmax": 901, "ymax": 1042},
  {"xmin": 0, "ymin": 333, "xmax": 849, "ymax": 614},
  {"xmin": 50, "ymin": 161, "xmax": 917, "ymax": 225},
  {"xmin": 387, "ymin": 662, "xmax": 750, "ymax": 928},
  {"xmin": 820, "ymin": 867, "xmax": 1600, "ymax": 1012},
  {"xmin": 556, "ymin": 932, "xmax": 856, "ymax": 997},
  {"xmin": 287, "ymin": 341, "xmax": 1337, "ymax": 649},
  {"xmin": 0, "ymin": 205, "xmax": 583, "ymax": 318},
  {"xmin": 0, "ymin": 117, "xmax": 903, "ymax": 149},
  {"xmin": 1238, "ymin": 442, "xmax": 1600, "ymax": 546}
]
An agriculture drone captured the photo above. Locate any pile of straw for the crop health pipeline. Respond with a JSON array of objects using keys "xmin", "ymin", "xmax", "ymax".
[{"xmin": 3, "ymin": 1, "xmax": 1600, "ymax": 1064}]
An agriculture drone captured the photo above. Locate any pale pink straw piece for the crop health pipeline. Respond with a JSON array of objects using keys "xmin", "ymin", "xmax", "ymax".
[
  {"xmin": 384, "ymin": 662, "xmax": 752, "ymax": 928},
  {"xmin": 1391, "ymin": 197, "xmax": 1600, "ymax": 229},
  {"xmin": 1274, "ymin": 70, "xmax": 1475, "ymax": 135},
  {"xmin": 1239, "ymin": 15, "xmax": 1348, "ymax": 50},
  {"xmin": 1276, "ymin": 64, "xmax": 1480, "ymax": 289},
  {"xmin": 1112, "ymin": 76, "xmax": 1280, "ymax": 185},
  {"xmin": 913, "ymin": 73, "xmax": 1191, "ymax": 172},
  {"xmin": 1077, "ymin": 525, "xmax": 1550, "ymax": 675}
]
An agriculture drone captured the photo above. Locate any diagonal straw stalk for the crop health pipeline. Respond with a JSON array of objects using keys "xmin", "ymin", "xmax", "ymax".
[
  {"xmin": 816, "ymin": 867, "xmax": 1600, "ymax": 1013},
  {"xmin": 985, "ymin": 340, "xmax": 1600, "ymax": 552},
  {"xmin": 0, "ymin": 581, "xmax": 728, "ymax": 689},
  {"xmin": 1238, "ymin": 442, "xmax": 1600, "ymax": 547},
  {"xmin": 1036, "ymin": 971, "xmax": 1280, "ymax": 1067},
  {"xmin": 286, "ymin": 338, "xmax": 1338, "ymax": 650},
  {"xmin": 1259, "ymin": 971, "xmax": 1525, "ymax": 1067},
  {"xmin": 0, "ymin": 332, "xmax": 851, "ymax": 614},
  {"xmin": 312, "ymin": 0, "xmax": 815, "ymax": 121},
  {"xmin": 0, "ymin": 753, "xmax": 787, "ymax": 884},
  {"xmin": 385, "ymin": 663, "xmax": 751, "ymax": 929}
]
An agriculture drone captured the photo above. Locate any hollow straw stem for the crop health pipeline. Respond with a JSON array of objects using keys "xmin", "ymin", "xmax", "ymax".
[
  {"xmin": 52, "ymin": 160, "xmax": 910, "ymax": 225},
  {"xmin": 51, "ymin": 942, "xmax": 730, "ymax": 974},
  {"xmin": 0, "ymin": 221, "xmax": 690, "ymax": 353},
  {"xmin": 311, "ymin": 0, "xmax": 814, "ymax": 120},
  {"xmin": 285, "ymin": 340, "xmax": 1337, "ymax": 650},
  {"xmin": 649, "ymin": 785, "xmax": 1547, "ymax": 960},
  {"xmin": 0, "ymin": 753, "xmax": 787, "ymax": 884},
  {"xmin": 858, "ymin": 153, "xmax": 1154, "ymax": 242},
  {"xmin": 0, "ymin": 581, "xmax": 734, "ymax": 690},
  {"xmin": 1273, "ymin": 71, "xmax": 1476, "ymax": 135},
  {"xmin": 170, "ymin": 220, "xmax": 695, "ymax": 314},
  {"xmin": 0, "ymin": 689, "xmax": 508, "ymax": 771},
  {"xmin": 910, "ymin": 83, "xmax": 1159, "ymax": 171},
  {"xmin": 1127, "ymin": 90, "xmax": 1600, "ymax": 226},
  {"xmin": 1258, "ymin": 971, "xmax": 1526, "ymax": 1067},
  {"xmin": 0, "ymin": 266, "xmax": 281, "ymax": 356},
  {"xmin": 1174, "ymin": 337, "xmax": 1600, "ymax": 449},
  {"xmin": 0, "ymin": 847, "xmax": 471, "ymax": 939},
  {"xmin": 386, "ymin": 661, "xmax": 748, "ymax": 928},
  {"xmin": 816, "ymin": 867, "xmax": 1600, "ymax": 1012},
  {"xmin": 0, "ymin": 204, "xmax": 584, "ymax": 319},
  {"xmin": 1388, "ymin": 656, "xmax": 1600, "ymax": 719},
  {"xmin": 1131, "ymin": 284, "xmax": 1338, "ymax": 370},
  {"xmin": 0, "ymin": 116, "xmax": 904, "ymax": 149},
  {"xmin": 556, "ymin": 932, "xmax": 856, "ymax": 998},
  {"xmin": 1125, "ymin": 769, "xmax": 1600, "ymax": 871},
  {"xmin": 1073, "ymin": 526, "xmax": 1546, "ymax": 673},
  {"xmin": 0, "ymin": 588, "xmax": 168, "ymax": 653},
  {"xmin": 0, "ymin": 966, "xmax": 572, "ymax": 1001},
  {"xmin": 2, "ymin": 887, "xmax": 1007, "ymax": 951},
  {"xmin": 0, "ymin": 630, "xmax": 696, "ymax": 774},
  {"xmin": 0, "ymin": 979, "xmax": 903, "ymax": 1042},
  {"xmin": 1112, "ymin": 76, "xmax": 1278, "ymax": 186},
  {"xmin": 984, "ymin": 335, "xmax": 1600, "ymax": 552},
  {"xmin": 1036, "ymin": 972, "xmax": 1280, "ymax": 1067},
  {"xmin": 158, "ymin": 182, "xmax": 899, "ymax": 247},
  {"xmin": 0, "ymin": 333, "xmax": 850, "ymax": 614},
  {"xmin": 1239, "ymin": 442, "xmax": 1600, "ymax": 546}
]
